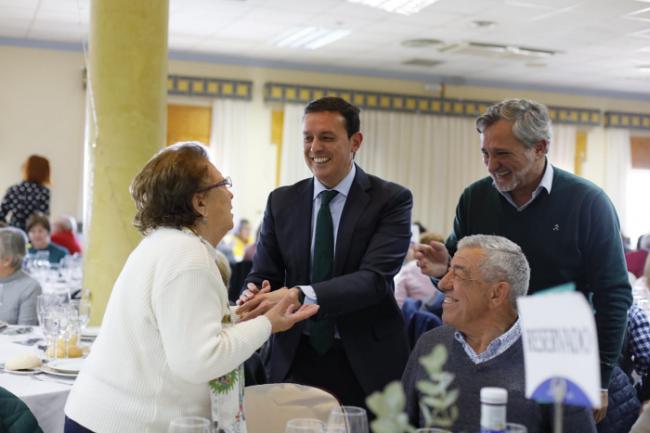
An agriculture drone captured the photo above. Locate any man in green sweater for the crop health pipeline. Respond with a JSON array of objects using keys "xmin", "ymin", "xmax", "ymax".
[{"xmin": 415, "ymin": 98, "xmax": 632, "ymax": 422}]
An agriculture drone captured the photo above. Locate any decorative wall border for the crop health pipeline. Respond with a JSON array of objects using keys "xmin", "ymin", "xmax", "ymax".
[
  {"xmin": 263, "ymin": 82, "xmax": 604, "ymax": 127},
  {"xmin": 604, "ymin": 111, "xmax": 650, "ymax": 130},
  {"xmin": 168, "ymin": 75, "xmax": 252, "ymax": 100}
]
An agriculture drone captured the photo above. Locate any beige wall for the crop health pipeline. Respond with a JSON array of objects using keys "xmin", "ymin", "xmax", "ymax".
[
  {"xmin": 0, "ymin": 45, "xmax": 86, "ymax": 224},
  {"xmin": 2, "ymin": 43, "xmax": 650, "ymax": 233}
]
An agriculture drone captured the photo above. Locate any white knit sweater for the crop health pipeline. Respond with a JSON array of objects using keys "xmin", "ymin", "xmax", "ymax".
[{"xmin": 65, "ymin": 228, "xmax": 272, "ymax": 433}]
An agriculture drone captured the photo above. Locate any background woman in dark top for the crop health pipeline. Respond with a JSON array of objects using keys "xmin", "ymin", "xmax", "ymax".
[{"xmin": 0, "ymin": 154, "xmax": 51, "ymax": 231}]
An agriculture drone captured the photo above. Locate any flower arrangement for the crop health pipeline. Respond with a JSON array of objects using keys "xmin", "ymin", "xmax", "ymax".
[{"xmin": 366, "ymin": 344, "xmax": 459, "ymax": 433}]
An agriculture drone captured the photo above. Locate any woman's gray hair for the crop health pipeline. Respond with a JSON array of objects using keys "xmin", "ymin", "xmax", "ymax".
[
  {"xmin": 457, "ymin": 234, "xmax": 530, "ymax": 307},
  {"xmin": 476, "ymin": 99, "xmax": 552, "ymax": 151},
  {"xmin": 0, "ymin": 227, "xmax": 28, "ymax": 270}
]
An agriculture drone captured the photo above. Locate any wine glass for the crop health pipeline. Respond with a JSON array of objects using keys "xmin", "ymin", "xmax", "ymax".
[
  {"xmin": 326, "ymin": 406, "xmax": 368, "ymax": 433},
  {"xmin": 168, "ymin": 417, "xmax": 212, "ymax": 433},
  {"xmin": 70, "ymin": 299, "xmax": 92, "ymax": 331},
  {"xmin": 42, "ymin": 309, "xmax": 62, "ymax": 359},
  {"xmin": 285, "ymin": 418, "xmax": 326, "ymax": 433},
  {"xmin": 37, "ymin": 293, "xmax": 63, "ymax": 326}
]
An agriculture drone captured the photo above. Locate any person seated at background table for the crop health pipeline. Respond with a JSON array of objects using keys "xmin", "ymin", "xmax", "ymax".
[
  {"xmin": 403, "ymin": 234, "xmax": 596, "ymax": 433},
  {"xmin": 25, "ymin": 212, "xmax": 69, "ymax": 265},
  {"xmin": 394, "ymin": 231, "xmax": 444, "ymax": 307},
  {"xmin": 51, "ymin": 214, "xmax": 82, "ymax": 255},
  {"xmin": 0, "ymin": 227, "xmax": 42, "ymax": 325},
  {"xmin": 231, "ymin": 218, "xmax": 253, "ymax": 262},
  {"xmin": 63, "ymin": 142, "xmax": 318, "ymax": 433}
]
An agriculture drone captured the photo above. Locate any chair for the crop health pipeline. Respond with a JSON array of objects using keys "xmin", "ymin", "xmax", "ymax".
[{"xmin": 243, "ymin": 383, "xmax": 340, "ymax": 433}]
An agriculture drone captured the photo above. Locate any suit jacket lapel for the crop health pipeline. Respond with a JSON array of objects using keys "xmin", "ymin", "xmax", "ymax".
[
  {"xmin": 294, "ymin": 179, "xmax": 314, "ymax": 283},
  {"xmin": 334, "ymin": 165, "xmax": 370, "ymax": 276}
]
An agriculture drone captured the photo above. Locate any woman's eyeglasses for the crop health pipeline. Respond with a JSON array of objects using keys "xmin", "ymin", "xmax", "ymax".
[{"xmin": 197, "ymin": 176, "xmax": 232, "ymax": 192}]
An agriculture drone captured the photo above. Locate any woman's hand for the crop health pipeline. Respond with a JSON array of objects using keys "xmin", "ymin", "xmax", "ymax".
[
  {"xmin": 264, "ymin": 288, "xmax": 319, "ymax": 333},
  {"xmin": 236, "ymin": 280, "xmax": 271, "ymax": 306},
  {"xmin": 237, "ymin": 285, "xmax": 293, "ymax": 321}
]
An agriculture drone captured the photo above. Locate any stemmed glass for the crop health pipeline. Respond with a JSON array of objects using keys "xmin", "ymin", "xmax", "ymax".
[
  {"xmin": 168, "ymin": 416, "xmax": 212, "ymax": 433},
  {"xmin": 42, "ymin": 308, "xmax": 62, "ymax": 359},
  {"xmin": 70, "ymin": 299, "xmax": 92, "ymax": 331},
  {"xmin": 285, "ymin": 418, "xmax": 326, "ymax": 433},
  {"xmin": 36, "ymin": 293, "xmax": 63, "ymax": 326},
  {"xmin": 326, "ymin": 406, "xmax": 368, "ymax": 433}
]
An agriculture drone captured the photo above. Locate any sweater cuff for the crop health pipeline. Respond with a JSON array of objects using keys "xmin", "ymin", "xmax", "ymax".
[{"xmin": 600, "ymin": 362, "xmax": 613, "ymax": 389}]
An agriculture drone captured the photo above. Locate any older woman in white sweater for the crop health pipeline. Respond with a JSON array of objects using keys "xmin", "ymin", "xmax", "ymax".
[{"xmin": 64, "ymin": 143, "xmax": 318, "ymax": 433}]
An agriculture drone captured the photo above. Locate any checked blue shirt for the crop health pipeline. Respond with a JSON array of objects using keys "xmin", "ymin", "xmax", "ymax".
[{"xmin": 628, "ymin": 303, "xmax": 650, "ymax": 377}]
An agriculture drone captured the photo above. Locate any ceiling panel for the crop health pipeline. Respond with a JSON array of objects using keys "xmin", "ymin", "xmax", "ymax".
[{"xmin": 1, "ymin": 0, "xmax": 650, "ymax": 97}]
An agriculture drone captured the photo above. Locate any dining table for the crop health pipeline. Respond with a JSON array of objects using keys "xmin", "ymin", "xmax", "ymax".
[{"xmin": 0, "ymin": 325, "xmax": 92, "ymax": 433}]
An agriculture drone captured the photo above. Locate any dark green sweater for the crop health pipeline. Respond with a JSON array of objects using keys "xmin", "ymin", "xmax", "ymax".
[{"xmin": 446, "ymin": 167, "xmax": 632, "ymax": 386}]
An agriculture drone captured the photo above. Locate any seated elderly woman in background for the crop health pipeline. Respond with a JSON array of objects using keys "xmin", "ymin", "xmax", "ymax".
[
  {"xmin": 51, "ymin": 214, "xmax": 82, "ymax": 255},
  {"xmin": 64, "ymin": 142, "xmax": 319, "ymax": 433},
  {"xmin": 26, "ymin": 212, "xmax": 69, "ymax": 264},
  {"xmin": 0, "ymin": 227, "xmax": 42, "ymax": 325},
  {"xmin": 394, "ymin": 231, "xmax": 445, "ymax": 307}
]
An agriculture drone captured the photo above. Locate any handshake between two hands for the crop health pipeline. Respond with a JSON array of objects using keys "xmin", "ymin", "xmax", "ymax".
[{"xmin": 235, "ymin": 281, "xmax": 319, "ymax": 333}]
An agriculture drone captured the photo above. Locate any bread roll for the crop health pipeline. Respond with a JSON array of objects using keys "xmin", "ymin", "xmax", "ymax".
[
  {"xmin": 5, "ymin": 353, "xmax": 42, "ymax": 370},
  {"xmin": 46, "ymin": 344, "xmax": 83, "ymax": 358}
]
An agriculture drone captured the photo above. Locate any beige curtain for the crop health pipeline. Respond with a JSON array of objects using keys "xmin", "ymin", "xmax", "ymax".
[{"xmin": 357, "ymin": 111, "xmax": 484, "ymax": 236}]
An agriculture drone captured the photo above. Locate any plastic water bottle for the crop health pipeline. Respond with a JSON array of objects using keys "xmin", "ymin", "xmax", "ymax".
[{"xmin": 480, "ymin": 387, "xmax": 507, "ymax": 433}]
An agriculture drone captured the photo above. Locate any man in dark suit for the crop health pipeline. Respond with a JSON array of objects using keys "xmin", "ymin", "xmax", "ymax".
[{"xmin": 237, "ymin": 96, "xmax": 412, "ymax": 407}]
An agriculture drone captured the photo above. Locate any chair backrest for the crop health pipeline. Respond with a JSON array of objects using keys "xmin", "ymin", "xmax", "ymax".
[{"xmin": 244, "ymin": 383, "xmax": 340, "ymax": 433}]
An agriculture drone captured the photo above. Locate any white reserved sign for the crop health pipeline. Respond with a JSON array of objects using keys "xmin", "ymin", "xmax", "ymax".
[{"xmin": 517, "ymin": 292, "xmax": 600, "ymax": 408}]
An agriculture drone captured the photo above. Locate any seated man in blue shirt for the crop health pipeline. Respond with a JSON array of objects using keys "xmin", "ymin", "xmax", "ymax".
[{"xmin": 402, "ymin": 234, "xmax": 596, "ymax": 433}]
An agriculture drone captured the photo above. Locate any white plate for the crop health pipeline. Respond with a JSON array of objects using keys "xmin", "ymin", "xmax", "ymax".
[
  {"xmin": 47, "ymin": 358, "xmax": 85, "ymax": 374},
  {"xmin": 3, "ymin": 367, "xmax": 41, "ymax": 375},
  {"xmin": 39, "ymin": 364, "xmax": 78, "ymax": 378}
]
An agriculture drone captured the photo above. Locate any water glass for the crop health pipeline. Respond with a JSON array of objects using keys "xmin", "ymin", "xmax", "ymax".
[
  {"xmin": 42, "ymin": 309, "xmax": 62, "ymax": 359},
  {"xmin": 326, "ymin": 406, "xmax": 368, "ymax": 433},
  {"xmin": 285, "ymin": 418, "xmax": 326, "ymax": 433},
  {"xmin": 168, "ymin": 416, "xmax": 212, "ymax": 433},
  {"xmin": 506, "ymin": 423, "xmax": 528, "ymax": 433},
  {"xmin": 70, "ymin": 299, "xmax": 92, "ymax": 330}
]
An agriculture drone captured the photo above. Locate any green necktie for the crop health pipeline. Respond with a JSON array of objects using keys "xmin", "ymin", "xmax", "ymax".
[{"xmin": 309, "ymin": 189, "xmax": 338, "ymax": 354}]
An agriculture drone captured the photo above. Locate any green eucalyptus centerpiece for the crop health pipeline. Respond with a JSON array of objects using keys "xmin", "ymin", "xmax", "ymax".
[{"xmin": 366, "ymin": 344, "xmax": 459, "ymax": 433}]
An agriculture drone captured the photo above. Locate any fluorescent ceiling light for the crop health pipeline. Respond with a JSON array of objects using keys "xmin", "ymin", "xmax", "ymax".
[
  {"xmin": 270, "ymin": 27, "xmax": 350, "ymax": 49},
  {"xmin": 347, "ymin": 0, "xmax": 441, "ymax": 16}
]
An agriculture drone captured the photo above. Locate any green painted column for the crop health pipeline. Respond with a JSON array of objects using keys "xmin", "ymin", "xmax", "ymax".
[{"xmin": 83, "ymin": 0, "xmax": 169, "ymax": 324}]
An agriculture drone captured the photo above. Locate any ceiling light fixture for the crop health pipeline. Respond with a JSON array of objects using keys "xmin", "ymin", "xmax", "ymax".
[
  {"xmin": 346, "ymin": 0, "xmax": 441, "ymax": 16},
  {"xmin": 270, "ymin": 27, "xmax": 351, "ymax": 49}
]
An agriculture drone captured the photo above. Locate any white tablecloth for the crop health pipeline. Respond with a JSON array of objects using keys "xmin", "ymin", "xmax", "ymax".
[{"xmin": 0, "ymin": 327, "xmax": 72, "ymax": 433}]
